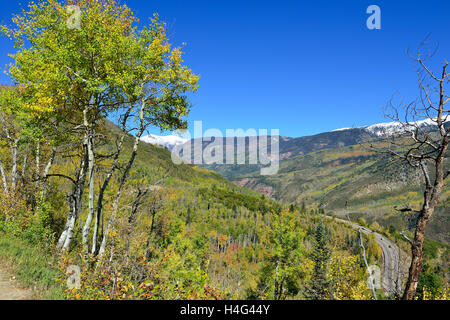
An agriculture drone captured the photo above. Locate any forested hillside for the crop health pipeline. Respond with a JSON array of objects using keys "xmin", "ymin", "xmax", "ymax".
[
  {"xmin": 1, "ymin": 93, "xmax": 383, "ymax": 299},
  {"xmin": 233, "ymin": 140, "xmax": 450, "ymax": 244},
  {"xmin": 0, "ymin": 0, "xmax": 448, "ymax": 302},
  {"xmin": 0, "ymin": 0, "xmax": 386, "ymax": 301}
]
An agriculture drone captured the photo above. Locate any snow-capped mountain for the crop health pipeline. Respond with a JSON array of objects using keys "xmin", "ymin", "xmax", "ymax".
[
  {"xmin": 141, "ymin": 134, "xmax": 188, "ymax": 151},
  {"xmin": 364, "ymin": 118, "xmax": 449, "ymax": 137},
  {"xmin": 333, "ymin": 118, "xmax": 449, "ymax": 137},
  {"xmin": 141, "ymin": 118, "xmax": 449, "ymax": 162}
]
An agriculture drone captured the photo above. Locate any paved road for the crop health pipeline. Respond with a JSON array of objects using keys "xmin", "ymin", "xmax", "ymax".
[{"xmin": 333, "ymin": 217, "xmax": 402, "ymax": 296}]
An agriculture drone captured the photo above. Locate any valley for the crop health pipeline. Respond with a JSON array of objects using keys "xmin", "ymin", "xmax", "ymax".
[{"xmin": 148, "ymin": 120, "xmax": 450, "ymax": 244}]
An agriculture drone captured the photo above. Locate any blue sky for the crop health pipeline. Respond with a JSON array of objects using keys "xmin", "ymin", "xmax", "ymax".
[{"xmin": 1, "ymin": 0, "xmax": 449, "ymax": 138}]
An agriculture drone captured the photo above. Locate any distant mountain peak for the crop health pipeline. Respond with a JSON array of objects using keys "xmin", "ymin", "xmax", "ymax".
[
  {"xmin": 331, "ymin": 127, "xmax": 355, "ymax": 132},
  {"xmin": 364, "ymin": 118, "xmax": 445, "ymax": 136},
  {"xmin": 332, "ymin": 118, "xmax": 449, "ymax": 137},
  {"xmin": 141, "ymin": 134, "xmax": 188, "ymax": 151}
]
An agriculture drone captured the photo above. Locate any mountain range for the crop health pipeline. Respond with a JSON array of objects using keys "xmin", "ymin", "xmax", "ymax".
[
  {"xmin": 142, "ymin": 119, "xmax": 450, "ymax": 243},
  {"xmin": 144, "ymin": 118, "xmax": 450, "ymax": 164}
]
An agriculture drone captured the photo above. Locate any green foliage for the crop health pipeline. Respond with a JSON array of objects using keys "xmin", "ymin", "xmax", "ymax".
[
  {"xmin": 0, "ymin": 0, "xmax": 380, "ymax": 301},
  {"xmin": 305, "ymin": 220, "xmax": 332, "ymax": 299},
  {"xmin": 328, "ymin": 253, "xmax": 371, "ymax": 300},
  {"xmin": 423, "ymin": 238, "xmax": 440, "ymax": 260},
  {"xmin": 22, "ymin": 198, "xmax": 55, "ymax": 247},
  {"xmin": 66, "ymin": 243, "xmax": 216, "ymax": 300},
  {"xmin": 389, "ymin": 225, "xmax": 396, "ymax": 234},
  {"xmin": 416, "ymin": 262, "xmax": 443, "ymax": 300},
  {"xmin": 0, "ymin": 192, "xmax": 54, "ymax": 247},
  {"xmin": 251, "ymin": 210, "xmax": 306, "ymax": 300},
  {"xmin": 2, "ymin": 0, "xmax": 199, "ymax": 131},
  {"xmin": 197, "ymin": 186, "xmax": 281, "ymax": 214},
  {"xmin": 365, "ymin": 233, "xmax": 383, "ymax": 264},
  {"xmin": 0, "ymin": 234, "xmax": 65, "ymax": 299},
  {"xmin": 356, "ymin": 217, "xmax": 367, "ymax": 228}
]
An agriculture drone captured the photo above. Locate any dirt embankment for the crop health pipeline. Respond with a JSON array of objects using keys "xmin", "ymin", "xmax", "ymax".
[
  {"xmin": 233, "ymin": 178, "xmax": 276, "ymax": 198},
  {"xmin": 0, "ymin": 264, "xmax": 34, "ymax": 300}
]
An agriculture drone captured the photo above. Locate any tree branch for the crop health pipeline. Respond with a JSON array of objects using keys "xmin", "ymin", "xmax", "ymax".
[
  {"xmin": 43, "ymin": 173, "xmax": 77, "ymax": 185},
  {"xmin": 419, "ymin": 160, "xmax": 432, "ymax": 190},
  {"xmin": 400, "ymin": 232, "xmax": 413, "ymax": 245}
]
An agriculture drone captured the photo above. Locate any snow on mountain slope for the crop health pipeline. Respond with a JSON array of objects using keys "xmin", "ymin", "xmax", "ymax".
[
  {"xmin": 364, "ymin": 118, "xmax": 446, "ymax": 136},
  {"xmin": 142, "ymin": 118, "xmax": 449, "ymax": 153},
  {"xmin": 141, "ymin": 134, "xmax": 188, "ymax": 151},
  {"xmin": 332, "ymin": 118, "xmax": 449, "ymax": 137},
  {"xmin": 331, "ymin": 127, "xmax": 353, "ymax": 132}
]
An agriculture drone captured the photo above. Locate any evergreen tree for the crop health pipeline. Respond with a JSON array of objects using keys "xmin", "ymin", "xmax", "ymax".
[
  {"xmin": 300, "ymin": 201, "xmax": 306, "ymax": 214},
  {"xmin": 306, "ymin": 220, "xmax": 332, "ymax": 299},
  {"xmin": 250, "ymin": 210, "xmax": 305, "ymax": 300}
]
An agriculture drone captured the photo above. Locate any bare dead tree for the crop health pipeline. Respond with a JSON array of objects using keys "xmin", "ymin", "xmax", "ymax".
[{"xmin": 379, "ymin": 39, "xmax": 449, "ymax": 300}]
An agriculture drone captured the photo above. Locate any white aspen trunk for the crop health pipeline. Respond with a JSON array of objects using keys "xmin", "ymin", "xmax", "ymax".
[
  {"xmin": 57, "ymin": 195, "xmax": 75, "ymax": 250},
  {"xmin": 98, "ymin": 102, "xmax": 146, "ymax": 259},
  {"xmin": 3, "ymin": 122, "xmax": 20, "ymax": 192},
  {"xmin": 9, "ymin": 137, "xmax": 19, "ymax": 191},
  {"xmin": 62, "ymin": 203, "xmax": 78, "ymax": 251},
  {"xmin": 91, "ymin": 133, "xmax": 126, "ymax": 254},
  {"xmin": 57, "ymin": 145, "xmax": 88, "ymax": 251},
  {"xmin": 97, "ymin": 138, "xmax": 138, "ymax": 258},
  {"xmin": 90, "ymin": 108, "xmax": 132, "ymax": 255},
  {"xmin": 0, "ymin": 160, "xmax": 8, "ymax": 194},
  {"xmin": 40, "ymin": 147, "xmax": 56, "ymax": 198},
  {"xmin": 35, "ymin": 141, "xmax": 40, "ymax": 189},
  {"xmin": 21, "ymin": 153, "xmax": 27, "ymax": 183},
  {"xmin": 57, "ymin": 223, "xmax": 68, "ymax": 249},
  {"xmin": 82, "ymin": 123, "xmax": 95, "ymax": 253}
]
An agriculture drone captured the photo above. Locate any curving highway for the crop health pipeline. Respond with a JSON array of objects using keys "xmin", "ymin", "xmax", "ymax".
[{"xmin": 333, "ymin": 217, "xmax": 402, "ymax": 296}]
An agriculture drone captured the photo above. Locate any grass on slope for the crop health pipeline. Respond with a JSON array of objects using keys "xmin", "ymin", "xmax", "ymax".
[{"xmin": 0, "ymin": 234, "xmax": 65, "ymax": 299}]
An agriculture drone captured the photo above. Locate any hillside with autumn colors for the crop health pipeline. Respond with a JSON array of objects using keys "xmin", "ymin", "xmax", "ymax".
[{"xmin": 0, "ymin": 0, "xmax": 449, "ymax": 303}]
